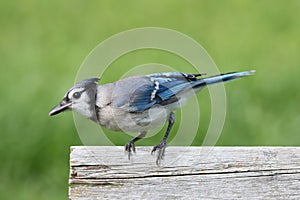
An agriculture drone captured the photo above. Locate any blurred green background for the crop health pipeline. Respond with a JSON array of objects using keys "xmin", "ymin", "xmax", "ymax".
[{"xmin": 1, "ymin": 0, "xmax": 300, "ymax": 199}]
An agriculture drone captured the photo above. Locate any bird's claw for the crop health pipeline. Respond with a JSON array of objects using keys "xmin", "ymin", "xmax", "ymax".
[
  {"xmin": 125, "ymin": 141, "xmax": 135, "ymax": 160},
  {"xmin": 151, "ymin": 140, "xmax": 167, "ymax": 165}
]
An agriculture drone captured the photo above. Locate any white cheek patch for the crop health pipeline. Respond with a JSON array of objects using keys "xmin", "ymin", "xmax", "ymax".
[{"xmin": 71, "ymin": 92, "xmax": 94, "ymax": 119}]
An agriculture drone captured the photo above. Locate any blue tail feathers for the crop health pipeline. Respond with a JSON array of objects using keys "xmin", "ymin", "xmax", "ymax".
[{"xmin": 193, "ymin": 70, "xmax": 255, "ymax": 88}]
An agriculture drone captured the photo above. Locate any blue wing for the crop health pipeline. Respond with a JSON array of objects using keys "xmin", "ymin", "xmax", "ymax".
[
  {"xmin": 127, "ymin": 72, "xmax": 203, "ymax": 112},
  {"xmin": 125, "ymin": 70, "xmax": 254, "ymax": 112}
]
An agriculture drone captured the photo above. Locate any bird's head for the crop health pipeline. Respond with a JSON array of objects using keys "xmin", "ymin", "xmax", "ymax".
[{"xmin": 49, "ymin": 78, "xmax": 100, "ymax": 121}]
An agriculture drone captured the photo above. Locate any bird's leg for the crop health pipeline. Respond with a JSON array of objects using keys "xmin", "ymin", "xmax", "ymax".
[
  {"xmin": 125, "ymin": 131, "xmax": 147, "ymax": 160},
  {"xmin": 151, "ymin": 112, "xmax": 176, "ymax": 165}
]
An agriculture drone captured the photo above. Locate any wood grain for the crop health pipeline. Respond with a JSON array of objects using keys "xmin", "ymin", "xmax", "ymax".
[{"xmin": 69, "ymin": 146, "xmax": 300, "ymax": 199}]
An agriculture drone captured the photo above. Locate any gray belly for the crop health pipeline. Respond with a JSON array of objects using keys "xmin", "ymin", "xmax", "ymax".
[{"xmin": 97, "ymin": 106, "xmax": 170, "ymax": 133}]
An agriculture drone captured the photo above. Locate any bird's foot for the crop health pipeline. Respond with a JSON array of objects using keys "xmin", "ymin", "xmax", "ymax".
[
  {"xmin": 124, "ymin": 141, "xmax": 136, "ymax": 160},
  {"xmin": 151, "ymin": 140, "xmax": 167, "ymax": 165}
]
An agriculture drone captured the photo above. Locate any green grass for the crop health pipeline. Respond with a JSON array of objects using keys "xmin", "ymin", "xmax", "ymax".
[{"xmin": 1, "ymin": 0, "xmax": 300, "ymax": 199}]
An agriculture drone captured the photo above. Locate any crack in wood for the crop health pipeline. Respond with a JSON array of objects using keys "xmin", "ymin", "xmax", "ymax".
[{"xmin": 70, "ymin": 168, "xmax": 300, "ymax": 182}]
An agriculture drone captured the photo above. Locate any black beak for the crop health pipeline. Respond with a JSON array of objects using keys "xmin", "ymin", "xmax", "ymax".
[{"xmin": 48, "ymin": 100, "xmax": 72, "ymax": 116}]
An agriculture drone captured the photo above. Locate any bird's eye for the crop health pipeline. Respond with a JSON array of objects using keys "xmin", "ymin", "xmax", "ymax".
[{"xmin": 73, "ymin": 92, "xmax": 81, "ymax": 99}]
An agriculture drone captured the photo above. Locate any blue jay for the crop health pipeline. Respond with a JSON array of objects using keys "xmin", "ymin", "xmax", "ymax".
[{"xmin": 49, "ymin": 70, "xmax": 255, "ymax": 164}]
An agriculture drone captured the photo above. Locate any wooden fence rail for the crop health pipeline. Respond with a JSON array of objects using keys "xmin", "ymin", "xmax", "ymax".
[{"xmin": 69, "ymin": 146, "xmax": 300, "ymax": 199}]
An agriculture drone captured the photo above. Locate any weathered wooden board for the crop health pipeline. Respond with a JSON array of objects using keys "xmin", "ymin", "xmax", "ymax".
[{"xmin": 69, "ymin": 146, "xmax": 300, "ymax": 199}]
